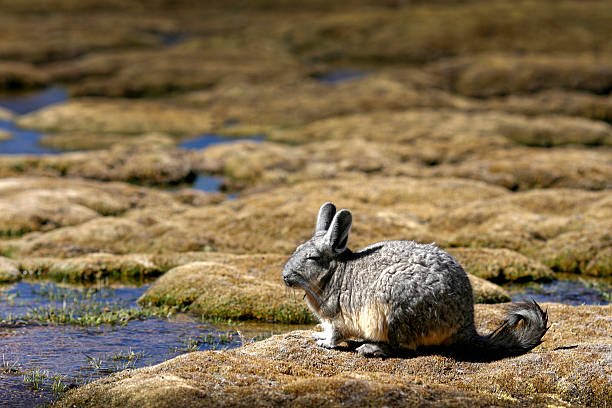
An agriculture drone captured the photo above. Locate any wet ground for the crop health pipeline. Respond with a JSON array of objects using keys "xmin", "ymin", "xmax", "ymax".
[{"xmin": 0, "ymin": 281, "xmax": 294, "ymax": 407}]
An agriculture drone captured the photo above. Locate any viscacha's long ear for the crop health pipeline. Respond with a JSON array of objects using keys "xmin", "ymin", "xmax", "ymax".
[
  {"xmin": 324, "ymin": 209, "xmax": 352, "ymax": 253},
  {"xmin": 316, "ymin": 202, "xmax": 336, "ymax": 232}
]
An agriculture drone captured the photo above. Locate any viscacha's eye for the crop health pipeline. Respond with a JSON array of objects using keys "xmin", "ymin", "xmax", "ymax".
[{"xmin": 307, "ymin": 255, "xmax": 321, "ymax": 261}]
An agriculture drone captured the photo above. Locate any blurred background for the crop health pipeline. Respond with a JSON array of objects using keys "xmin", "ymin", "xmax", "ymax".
[{"xmin": 1, "ymin": 0, "xmax": 612, "ymax": 159}]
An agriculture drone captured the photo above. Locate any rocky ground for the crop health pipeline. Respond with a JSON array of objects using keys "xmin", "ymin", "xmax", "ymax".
[{"xmin": 0, "ymin": 0, "xmax": 610, "ymax": 406}]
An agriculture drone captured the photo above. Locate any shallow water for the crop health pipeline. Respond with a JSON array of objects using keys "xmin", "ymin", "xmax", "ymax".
[
  {"xmin": 179, "ymin": 133, "xmax": 263, "ymax": 150},
  {"xmin": 0, "ymin": 120, "xmax": 60, "ymax": 155},
  {"xmin": 0, "ymin": 87, "xmax": 68, "ymax": 115},
  {"xmin": 508, "ymin": 275, "xmax": 611, "ymax": 306},
  {"xmin": 0, "ymin": 281, "xmax": 286, "ymax": 408},
  {"xmin": 0, "ymin": 87, "xmax": 68, "ymax": 155},
  {"xmin": 192, "ymin": 175, "xmax": 224, "ymax": 192}
]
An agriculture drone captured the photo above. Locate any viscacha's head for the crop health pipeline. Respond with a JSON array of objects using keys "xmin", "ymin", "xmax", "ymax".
[{"xmin": 282, "ymin": 202, "xmax": 352, "ymax": 293}]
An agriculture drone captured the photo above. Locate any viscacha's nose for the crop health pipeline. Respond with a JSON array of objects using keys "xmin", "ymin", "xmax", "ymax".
[{"xmin": 281, "ymin": 265, "xmax": 294, "ymax": 287}]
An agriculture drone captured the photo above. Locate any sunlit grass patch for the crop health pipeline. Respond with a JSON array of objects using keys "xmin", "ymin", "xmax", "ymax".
[{"xmin": 140, "ymin": 261, "xmax": 315, "ymax": 324}]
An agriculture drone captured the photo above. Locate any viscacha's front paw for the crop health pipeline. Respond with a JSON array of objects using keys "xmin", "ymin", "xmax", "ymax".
[
  {"xmin": 312, "ymin": 331, "xmax": 327, "ymax": 340},
  {"xmin": 316, "ymin": 338, "xmax": 338, "ymax": 349}
]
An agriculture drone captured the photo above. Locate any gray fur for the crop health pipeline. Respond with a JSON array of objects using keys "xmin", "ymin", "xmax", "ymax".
[
  {"xmin": 282, "ymin": 202, "xmax": 548, "ymax": 359},
  {"xmin": 316, "ymin": 202, "xmax": 336, "ymax": 232}
]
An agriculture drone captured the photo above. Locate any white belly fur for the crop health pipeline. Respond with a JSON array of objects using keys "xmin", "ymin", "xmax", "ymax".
[{"xmin": 336, "ymin": 301, "xmax": 391, "ymax": 342}]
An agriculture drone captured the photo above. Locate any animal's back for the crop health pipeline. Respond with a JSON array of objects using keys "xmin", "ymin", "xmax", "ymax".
[{"xmin": 342, "ymin": 240, "xmax": 475, "ymax": 349}]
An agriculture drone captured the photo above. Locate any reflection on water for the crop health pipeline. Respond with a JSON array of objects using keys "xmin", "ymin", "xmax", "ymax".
[
  {"xmin": 192, "ymin": 175, "xmax": 224, "ymax": 192},
  {"xmin": 179, "ymin": 133, "xmax": 234, "ymax": 150}
]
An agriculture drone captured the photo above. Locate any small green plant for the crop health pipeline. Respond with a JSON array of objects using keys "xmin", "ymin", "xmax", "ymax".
[
  {"xmin": 84, "ymin": 354, "xmax": 106, "ymax": 372},
  {"xmin": 50, "ymin": 374, "xmax": 68, "ymax": 394},
  {"xmin": 1, "ymin": 354, "xmax": 21, "ymax": 374},
  {"xmin": 23, "ymin": 369, "xmax": 49, "ymax": 390},
  {"xmin": 110, "ymin": 348, "xmax": 145, "ymax": 362},
  {"xmin": 578, "ymin": 277, "xmax": 612, "ymax": 302},
  {"xmin": 181, "ymin": 337, "xmax": 201, "ymax": 352},
  {"xmin": 111, "ymin": 360, "xmax": 137, "ymax": 372}
]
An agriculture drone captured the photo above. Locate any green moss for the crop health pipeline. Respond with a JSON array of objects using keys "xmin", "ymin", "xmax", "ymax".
[
  {"xmin": 541, "ymin": 230, "xmax": 612, "ymax": 275},
  {"xmin": 449, "ymin": 248, "xmax": 555, "ymax": 282},
  {"xmin": 14, "ymin": 254, "xmax": 163, "ymax": 283},
  {"xmin": 191, "ymin": 293, "xmax": 314, "ymax": 324},
  {"xmin": 586, "ymin": 247, "xmax": 612, "ymax": 277},
  {"xmin": 140, "ymin": 261, "xmax": 315, "ymax": 324}
]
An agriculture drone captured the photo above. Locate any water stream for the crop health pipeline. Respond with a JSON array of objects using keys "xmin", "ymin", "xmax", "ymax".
[{"xmin": 0, "ymin": 88, "xmax": 263, "ymax": 194}]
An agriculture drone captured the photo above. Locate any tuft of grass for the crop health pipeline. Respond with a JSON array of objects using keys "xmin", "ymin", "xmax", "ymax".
[
  {"xmin": 13, "ymin": 282, "xmax": 172, "ymax": 327},
  {"xmin": 1, "ymin": 354, "xmax": 21, "ymax": 374},
  {"xmin": 25, "ymin": 304, "xmax": 158, "ymax": 327},
  {"xmin": 110, "ymin": 348, "xmax": 144, "ymax": 362},
  {"xmin": 23, "ymin": 369, "xmax": 49, "ymax": 390},
  {"xmin": 51, "ymin": 374, "xmax": 68, "ymax": 394},
  {"xmin": 171, "ymin": 332, "xmax": 239, "ymax": 353},
  {"xmin": 84, "ymin": 348, "xmax": 148, "ymax": 376},
  {"xmin": 180, "ymin": 337, "xmax": 200, "ymax": 352}
]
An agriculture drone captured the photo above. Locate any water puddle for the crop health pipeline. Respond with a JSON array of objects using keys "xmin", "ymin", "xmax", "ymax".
[
  {"xmin": 179, "ymin": 133, "xmax": 263, "ymax": 151},
  {"xmin": 0, "ymin": 121, "xmax": 60, "ymax": 155},
  {"xmin": 508, "ymin": 275, "xmax": 611, "ymax": 306},
  {"xmin": 179, "ymin": 133, "xmax": 263, "ymax": 194},
  {"xmin": 160, "ymin": 32, "xmax": 187, "ymax": 47},
  {"xmin": 0, "ymin": 281, "xmax": 290, "ymax": 407},
  {"xmin": 0, "ymin": 87, "xmax": 68, "ymax": 115},
  {"xmin": 0, "ymin": 87, "xmax": 69, "ymax": 156},
  {"xmin": 192, "ymin": 175, "xmax": 224, "ymax": 192},
  {"xmin": 313, "ymin": 69, "xmax": 368, "ymax": 84}
]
